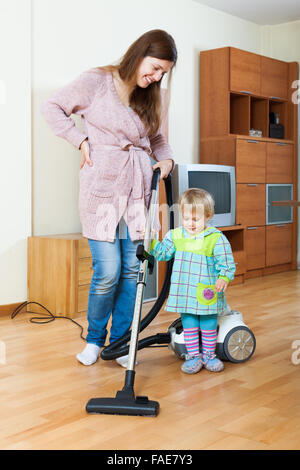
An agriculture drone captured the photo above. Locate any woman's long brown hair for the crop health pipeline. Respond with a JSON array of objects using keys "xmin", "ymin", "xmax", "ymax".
[{"xmin": 99, "ymin": 29, "xmax": 177, "ymax": 136}]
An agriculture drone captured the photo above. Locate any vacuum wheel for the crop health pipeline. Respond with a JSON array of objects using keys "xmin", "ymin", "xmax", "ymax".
[{"xmin": 223, "ymin": 326, "xmax": 256, "ymax": 363}]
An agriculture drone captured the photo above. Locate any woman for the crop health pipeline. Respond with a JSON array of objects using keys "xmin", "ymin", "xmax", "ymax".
[{"xmin": 41, "ymin": 29, "xmax": 177, "ymax": 366}]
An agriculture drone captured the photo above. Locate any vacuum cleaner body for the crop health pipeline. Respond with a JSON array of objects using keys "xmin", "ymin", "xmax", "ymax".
[{"xmin": 168, "ymin": 308, "xmax": 256, "ymax": 364}]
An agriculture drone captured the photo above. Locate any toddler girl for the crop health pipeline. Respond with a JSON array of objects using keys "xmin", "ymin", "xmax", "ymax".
[{"xmin": 150, "ymin": 188, "xmax": 236, "ymax": 373}]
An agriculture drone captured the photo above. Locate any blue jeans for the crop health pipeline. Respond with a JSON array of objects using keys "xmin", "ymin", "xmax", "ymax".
[{"xmin": 86, "ymin": 220, "xmax": 140, "ymax": 347}]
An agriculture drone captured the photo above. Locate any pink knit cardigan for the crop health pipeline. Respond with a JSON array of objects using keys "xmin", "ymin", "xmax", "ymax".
[{"xmin": 41, "ymin": 68, "xmax": 174, "ymax": 242}]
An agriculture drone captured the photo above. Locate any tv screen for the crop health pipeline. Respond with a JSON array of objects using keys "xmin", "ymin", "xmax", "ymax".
[{"xmin": 188, "ymin": 171, "xmax": 231, "ymax": 214}]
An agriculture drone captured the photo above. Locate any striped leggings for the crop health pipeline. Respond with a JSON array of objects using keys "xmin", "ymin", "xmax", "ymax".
[{"xmin": 181, "ymin": 313, "xmax": 218, "ymax": 357}]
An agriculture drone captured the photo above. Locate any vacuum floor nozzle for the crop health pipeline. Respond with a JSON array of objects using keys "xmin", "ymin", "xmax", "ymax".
[{"xmin": 86, "ymin": 389, "xmax": 159, "ymax": 417}]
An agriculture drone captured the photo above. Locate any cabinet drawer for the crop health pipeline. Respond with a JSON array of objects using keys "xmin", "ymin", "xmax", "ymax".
[
  {"xmin": 233, "ymin": 250, "xmax": 246, "ymax": 275},
  {"xmin": 78, "ymin": 285, "xmax": 90, "ymax": 312},
  {"xmin": 230, "ymin": 48, "xmax": 261, "ymax": 95},
  {"xmin": 78, "ymin": 238, "xmax": 91, "ymax": 258},
  {"xmin": 78, "ymin": 258, "xmax": 93, "ymax": 285},
  {"xmin": 236, "ymin": 139, "xmax": 266, "ymax": 183},
  {"xmin": 236, "ymin": 184, "xmax": 266, "ymax": 226},
  {"xmin": 261, "ymin": 57, "xmax": 288, "ymax": 100},
  {"xmin": 245, "ymin": 226, "xmax": 265, "ymax": 270},
  {"xmin": 266, "ymin": 224, "xmax": 292, "ymax": 266},
  {"xmin": 266, "ymin": 143, "xmax": 293, "ymax": 183}
]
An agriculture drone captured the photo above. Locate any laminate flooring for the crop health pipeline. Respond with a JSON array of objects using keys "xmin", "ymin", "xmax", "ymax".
[{"xmin": 0, "ymin": 271, "xmax": 300, "ymax": 450}]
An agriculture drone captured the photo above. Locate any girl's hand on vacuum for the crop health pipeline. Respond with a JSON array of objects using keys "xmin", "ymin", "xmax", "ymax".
[
  {"xmin": 80, "ymin": 139, "xmax": 93, "ymax": 169},
  {"xmin": 152, "ymin": 159, "xmax": 173, "ymax": 179},
  {"xmin": 215, "ymin": 279, "xmax": 228, "ymax": 292}
]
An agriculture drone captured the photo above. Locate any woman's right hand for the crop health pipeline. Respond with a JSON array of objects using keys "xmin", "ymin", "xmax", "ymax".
[{"xmin": 80, "ymin": 139, "xmax": 93, "ymax": 168}]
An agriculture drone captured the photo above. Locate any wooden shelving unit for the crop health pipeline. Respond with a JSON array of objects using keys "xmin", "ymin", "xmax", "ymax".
[{"xmin": 200, "ymin": 46, "xmax": 299, "ymax": 281}]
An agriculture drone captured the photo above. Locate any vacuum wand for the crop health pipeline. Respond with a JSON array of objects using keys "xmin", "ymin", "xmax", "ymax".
[
  {"xmin": 126, "ymin": 170, "xmax": 160, "ymax": 373},
  {"xmin": 86, "ymin": 168, "xmax": 161, "ymax": 416}
]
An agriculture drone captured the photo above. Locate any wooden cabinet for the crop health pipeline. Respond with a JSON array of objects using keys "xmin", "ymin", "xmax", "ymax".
[
  {"xmin": 200, "ymin": 46, "xmax": 298, "ymax": 280},
  {"xmin": 27, "ymin": 234, "xmax": 92, "ymax": 317},
  {"xmin": 266, "ymin": 142, "xmax": 293, "ymax": 183},
  {"xmin": 236, "ymin": 139, "xmax": 266, "ymax": 183},
  {"xmin": 236, "ymin": 184, "xmax": 266, "ymax": 226},
  {"xmin": 230, "ymin": 48, "xmax": 261, "ymax": 96},
  {"xmin": 266, "ymin": 224, "xmax": 292, "ymax": 266},
  {"xmin": 219, "ymin": 225, "xmax": 246, "ymax": 285},
  {"xmin": 261, "ymin": 57, "xmax": 288, "ymax": 100},
  {"xmin": 233, "ymin": 250, "xmax": 247, "ymax": 276},
  {"xmin": 245, "ymin": 226, "xmax": 266, "ymax": 270},
  {"xmin": 200, "ymin": 47, "xmax": 295, "ymax": 140}
]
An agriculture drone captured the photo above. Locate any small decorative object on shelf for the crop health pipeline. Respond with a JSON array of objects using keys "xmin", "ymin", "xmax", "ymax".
[
  {"xmin": 249, "ymin": 128, "xmax": 262, "ymax": 137},
  {"xmin": 269, "ymin": 112, "xmax": 284, "ymax": 139}
]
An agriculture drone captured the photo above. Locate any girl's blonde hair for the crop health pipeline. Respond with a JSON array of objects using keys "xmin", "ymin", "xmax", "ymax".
[{"xmin": 178, "ymin": 188, "xmax": 215, "ymax": 219}]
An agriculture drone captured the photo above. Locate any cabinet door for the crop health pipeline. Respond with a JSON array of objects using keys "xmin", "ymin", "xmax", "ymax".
[
  {"xmin": 261, "ymin": 57, "xmax": 288, "ymax": 100},
  {"xmin": 266, "ymin": 224, "xmax": 292, "ymax": 266},
  {"xmin": 236, "ymin": 139, "xmax": 266, "ymax": 183},
  {"xmin": 78, "ymin": 258, "xmax": 93, "ymax": 285},
  {"xmin": 236, "ymin": 184, "xmax": 266, "ymax": 226},
  {"xmin": 230, "ymin": 48, "xmax": 261, "ymax": 95},
  {"xmin": 245, "ymin": 226, "xmax": 265, "ymax": 270},
  {"xmin": 266, "ymin": 142, "xmax": 293, "ymax": 183},
  {"xmin": 233, "ymin": 250, "xmax": 246, "ymax": 275}
]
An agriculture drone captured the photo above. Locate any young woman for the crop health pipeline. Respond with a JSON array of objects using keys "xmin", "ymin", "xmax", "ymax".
[{"xmin": 41, "ymin": 29, "xmax": 177, "ymax": 366}]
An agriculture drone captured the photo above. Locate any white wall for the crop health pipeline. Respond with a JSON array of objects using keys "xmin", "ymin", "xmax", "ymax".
[
  {"xmin": 1, "ymin": 0, "xmax": 299, "ymax": 304},
  {"xmin": 0, "ymin": 0, "xmax": 31, "ymax": 304},
  {"xmin": 261, "ymin": 20, "xmax": 300, "ymax": 265},
  {"xmin": 35, "ymin": 0, "xmax": 261, "ymax": 240}
]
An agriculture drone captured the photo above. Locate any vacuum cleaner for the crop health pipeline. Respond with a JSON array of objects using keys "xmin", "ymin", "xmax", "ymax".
[{"xmin": 86, "ymin": 168, "xmax": 256, "ymax": 417}]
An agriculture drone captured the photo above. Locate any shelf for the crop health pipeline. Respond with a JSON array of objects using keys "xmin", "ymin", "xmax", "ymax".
[
  {"xmin": 230, "ymin": 93, "xmax": 250, "ymax": 135},
  {"xmin": 269, "ymin": 100, "xmax": 287, "ymax": 139},
  {"xmin": 250, "ymin": 97, "xmax": 268, "ymax": 137},
  {"xmin": 219, "ymin": 225, "xmax": 245, "ymax": 252},
  {"xmin": 229, "ymin": 90, "xmax": 288, "ymax": 103},
  {"xmin": 219, "ymin": 225, "xmax": 245, "ymax": 231},
  {"xmin": 228, "ymin": 134, "xmax": 293, "ymax": 144}
]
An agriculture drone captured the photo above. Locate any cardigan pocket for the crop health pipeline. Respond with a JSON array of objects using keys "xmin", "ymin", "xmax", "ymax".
[
  {"xmin": 87, "ymin": 190, "xmax": 113, "ymax": 214},
  {"xmin": 196, "ymin": 283, "xmax": 218, "ymax": 306}
]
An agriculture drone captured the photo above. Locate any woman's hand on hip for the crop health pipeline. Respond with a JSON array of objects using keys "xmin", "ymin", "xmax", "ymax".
[
  {"xmin": 152, "ymin": 159, "xmax": 173, "ymax": 179},
  {"xmin": 80, "ymin": 139, "xmax": 93, "ymax": 169}
]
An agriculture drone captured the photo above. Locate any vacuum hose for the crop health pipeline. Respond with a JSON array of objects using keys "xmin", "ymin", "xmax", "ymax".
[{"xmin": 101, "ymin": 174, "xmax": 174, "ymax": 360}]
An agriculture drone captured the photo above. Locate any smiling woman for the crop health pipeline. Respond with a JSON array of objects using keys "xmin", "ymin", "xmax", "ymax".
[
  {"xmin": 101, "ymin": 29, "xmax": 177, "ymax": 136},
  {"xmin": 136, "ymin": 56, "xmax": 173, "ymax": 87},
  {"xmin": 41, "ymin": 29, "xmax": 178, "ymax": 368}
]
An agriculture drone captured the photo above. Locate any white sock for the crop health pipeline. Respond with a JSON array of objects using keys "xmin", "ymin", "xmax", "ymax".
[
  {"xmin": 76, "ymin": 343, "xmax": 100, "ymax": 366},
  {"xmin": 115, "ymin": 354, "xmax": 138, "ymax": 368}
]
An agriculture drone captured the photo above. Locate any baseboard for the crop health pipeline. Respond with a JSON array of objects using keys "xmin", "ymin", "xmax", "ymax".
[{"xmin": 0, "ymin": 302, "xmax": 25, "ymax": 317}]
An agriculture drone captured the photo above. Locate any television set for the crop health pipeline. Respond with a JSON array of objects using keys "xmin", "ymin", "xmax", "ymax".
[{"xmin": 172, "ymin": 164, "xmax": 236, "ymax": 227}]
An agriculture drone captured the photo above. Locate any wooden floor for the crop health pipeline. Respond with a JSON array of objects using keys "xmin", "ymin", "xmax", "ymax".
[{"xmin": 1, "ymin": 270, "xmax": 300, "ymax": 450}]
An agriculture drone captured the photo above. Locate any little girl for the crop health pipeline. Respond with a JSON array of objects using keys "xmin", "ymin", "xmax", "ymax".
[{"xmin": 150, "ymin": 188, "xmax": 236, "ymax": 374}]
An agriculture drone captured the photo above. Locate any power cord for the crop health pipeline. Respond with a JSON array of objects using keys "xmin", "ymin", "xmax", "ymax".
[
  {"xmin": 11, "ymin": 301, "xmax": 168, "ymax": 348},
  {"xmin": 11, "ymin": 301, "xmax": 86, "ymax": 341}
]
